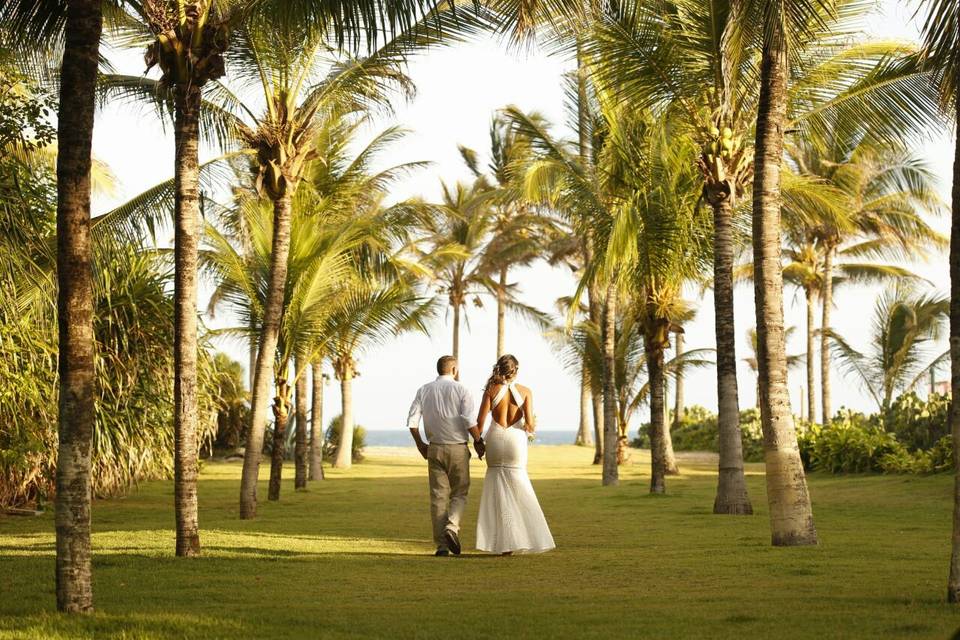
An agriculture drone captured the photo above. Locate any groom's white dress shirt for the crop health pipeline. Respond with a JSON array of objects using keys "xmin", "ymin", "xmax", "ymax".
[{"xmin": 407, "ymin": 375, "xmax": 476, "ymax": 444}]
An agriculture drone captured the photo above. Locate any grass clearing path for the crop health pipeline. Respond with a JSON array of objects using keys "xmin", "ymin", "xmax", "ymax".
[{"xmin": 1, "ymin": 445, "xmax": 959, "ymax": 639}]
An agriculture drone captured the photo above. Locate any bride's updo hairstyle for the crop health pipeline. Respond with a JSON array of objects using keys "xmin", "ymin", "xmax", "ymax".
[{"xmin": 485, "ymin": 354, "xmax": 519, "ymax": 394}]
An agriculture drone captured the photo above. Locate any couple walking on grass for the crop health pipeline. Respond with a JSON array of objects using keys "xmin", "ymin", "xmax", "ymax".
[{"xmin": 407, "ymin": 354, "xmax": 555, "ymax": 557}]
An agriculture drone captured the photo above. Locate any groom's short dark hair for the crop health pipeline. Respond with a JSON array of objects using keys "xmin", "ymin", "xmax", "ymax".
[{"xmin": 437, "ymin": 356, "xmax": 457, "ymax": 375}]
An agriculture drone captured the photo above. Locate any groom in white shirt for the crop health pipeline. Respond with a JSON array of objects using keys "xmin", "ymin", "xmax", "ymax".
[{"xmin": 407, "ymin": 356, "xmax": 485, "ymax": 556}]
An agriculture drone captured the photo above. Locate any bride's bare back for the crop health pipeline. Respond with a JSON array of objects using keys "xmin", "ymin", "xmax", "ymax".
[{"xmin": 476, "ymin": 381, "xmax": 536, "ymax": 431}]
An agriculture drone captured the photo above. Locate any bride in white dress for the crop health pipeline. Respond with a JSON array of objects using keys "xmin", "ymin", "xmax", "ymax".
[{"xmin": 472, "ymin": 355, "xmax": 555, "ymax": 555}]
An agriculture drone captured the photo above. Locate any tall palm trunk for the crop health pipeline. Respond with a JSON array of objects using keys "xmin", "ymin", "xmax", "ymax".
[
  {"xmin": 820, "ymin": 244, "xmax": 834, "ymax": 424},
  {"xmin": 645, "ymin": 332, "xmax": 667, "ymax": 494},
  {"xmin": 452, "ymin": 298, "xmax": 461, "ymax": 379},
  {"xmin": 239, "ymin": 193, "xmax": 294, "ymax": 519},
  {"xmin": 946, "ymin": 94, "xmax": 960, "ymax": 603},
  {"xmin": 710, "ymin": 196, "xmax": 752, "ymax": 514},
  {"xmin": 294, "ymin": 356, "xmax": 308, "ymax": 490},
  {"xmin": 663, "ymin": 406, "xmax": 679, "ymax": 474},
  {"xmin": 309, "ymin": 361, "xmax": 325, "ymax": 481},
  {"xmin": 663, "ymin": 332, "xmax": 680, "ymax": 475},
  {"xmin": 804, "ymin": 285, "xmax": 816, "ymax": 424},
  {"xmin": 751, "ymin": 32, "xmax": 817, "ymax": 546},
  {"xmin": 588, "ymin": 281, "xmax": 604, "ymax": 465},
  {"xmin": 578, "ymin": 59, "xmax": 603, "ymax": 465},
  {"xmin": 601, "ymin": 282, "xmax": 619, "ymax": 486},
  {"xmin": 172, "ymin": 84, "xmax": 202, "ymax": 557},
  {"xmin": 268, "ymin": 376, "xmax": 291, "ymax": 501},
  {"xmin": 54, "ymin": 0, "xmax": 101, "ymax": 613},
  {"xmin": 248, "ymin": 332, "xmax": 257, "ymax": 392},
  {"xmin": 576, "ymin": 366, "xmax": 593, "ymax": 446},
  {"xmin": 496, "ymin": 266, "xmax": 507, "ymax": 357},
  {"xmin": 672, "ymin": 332, "xmax": 685, "ymax": 429},
  {"xmin": 333, "ymin": 360, "xmax": 355, "ymax": 469}
]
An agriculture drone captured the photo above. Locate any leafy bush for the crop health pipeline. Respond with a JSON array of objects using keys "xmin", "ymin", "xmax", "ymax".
[
  {"xmin": 323, "ymin": 415, "xmax": 366, "ymax": 463},
  {"xmin": 798, "ymin": 421, "xmax": 904, "ymax": 473},
  {"xmin": 632, "ymin": 405, "xmax": 765, "ymax": 462},
  {"xmin": 797, "ymin": 408, "xmax": 954, "ymax": 475},
  {"xmin": 883, "ymin": 392, "xmax": 950, "ymax": 451},
  {"xmin": 630, "ymin": 397, "xmax": 954, "ymax": 476}
]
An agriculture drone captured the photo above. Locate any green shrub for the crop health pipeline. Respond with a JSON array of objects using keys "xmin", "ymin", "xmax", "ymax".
[
  {"xmin": 323, "ymin": 415, "xmax": 366, "ymax": 463},
  {"xmin": 798, "ymin": 410, "xmax": 954, "ymax": 475},
  {"xmin": 632, "ymin": 405, "xmax": 764, "ymax": 462},
  {"xmin": 883, "ymin": 392, "xmax": 950, "ymax": 451},
  {"xmin": 798, "ymin": 422, "xmax": 904, "ymax": 473}
]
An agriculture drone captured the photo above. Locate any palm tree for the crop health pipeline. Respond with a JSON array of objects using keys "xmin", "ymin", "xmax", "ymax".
[
  {"xmin": 0, "ymin": 0, "xmax": 106, "ymax": 612},
  {"xmin": 915, "ymin": 0, "xmax": 960, "ymax": 604},
  {"xmin": 829, "ymin": 285, "xmax": 948, "ymax": 415},
  {"xmin": 308, "ymin": 360, "xmax": 328, "ymax": 480},
  {"xmin": 103, "ymin": 0, "xmax": 237, "ymax": 558},
  {"xmin": 205, "ymin": 192, "xmax": 359, "ymax": 500},
  {"xmin": 585, "ymin": 0, "xmax": 942, "ymax": 522},
  {"xmin": 330, "ymin": 281, "xmax": 435, "ymax": 469},
  {"xmin": 785, "ymin": 138, "xmax": 945, "ymax": 424},
  {"xmin": 208, "ymin": 115, "xmax": 426, "ymax": 493},
  {"xmin": 600, "ymin": 113, "xmax": 711, "ymax": 493},
  {"xmin": 422, "ymin": 181, "xmax": 495, "ymax": 368},
  {"xmin": 547, "ymin": 295, "xmax": 601, "ymax": 453},
  {"xmin": 460, "ymin": 114, "xmax": 554, "ymax": 358},
  {"xmin": 226, "ymin": 7, "xmax": 491, "ymax": 517},
  {"xmin": 505, "ymin": 107, "xmax": 621, "ymax": 484}
]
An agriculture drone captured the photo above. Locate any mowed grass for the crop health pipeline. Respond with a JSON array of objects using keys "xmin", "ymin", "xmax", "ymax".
[{"xmin": 2, "ymin": 445, "xmax": 960, "ymax": 639}]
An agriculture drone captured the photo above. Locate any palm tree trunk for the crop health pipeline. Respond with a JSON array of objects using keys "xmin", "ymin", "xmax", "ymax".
[
  {"xmin": 601, "ymin": 281, "xmax": 619, "ymax": 486},
  {"xmin": 267, "ymin": 374, "xmax": 291, "ymax": 501},
  {"xmin": 711, "ymin": 197, "xmax": 752, "ymax": 515},
  {"xmin": 333, "ymin": 361, "xmax": 355, "ymax": 469},
  {"xmin": 239, "ymin": 193, "xmax": 293, "ymax": 519},
  {"xmin": 54, "ymin": 0, "xmax": 101, "ymax": 613},
  {"xmin": 645, "ymin": 332, "xmax": 667, "ymax": 494},
  {"xmin": 663, "ymin": 411, "xmax": 680, "ymax": 475},
  {"xmin": 805, "ymin": 285, "xmax": 816, "ymax": 424},
  {"xmin": 820, "ymin": 245, "xmax": 834, "ymax": 425},
  {"xmin": 294, "ymin": 356, "xmax": 308, "ymax": 490},
  {"xmin": 672, "ymin": 332, "xmax": 685, "ymax": 428},
  {"xmin": 576, "ymin": 364, "xmax": 593, "ymax": 446},
  {"xmin": 452, "ymin": 302, "xmax": 461, "ymax": 378},
  {"xmin": 588, "ymin": 279, "xmax": 604, "ymax": 465},
  {"xmin": 591, "ymin": 391, "xmax": 604, "ymax": 464},
  {"xmin": 172, "ymin": 83, "xmax": 202, "ymax": 558},
  {"xmin": 496, "ymin": 266, "xmax": 507, "ymax": 358},
  {"xmin": 309, "ymin": 361, "xmax": 325, "ymax": 481},
  {"xmin": 248, "ymin": 332, "xmax": 257, "ymax": 393},
  {"xmin": 663, "ymin": 332, "xmax": 681, "ymax": 475},
  {"xmin": 945, "ymin": 92, "xmax": 960, "ymax": 603},
  {"xmin": 751, "ymin": 32, "xmax": 817, "ymax": 546}
]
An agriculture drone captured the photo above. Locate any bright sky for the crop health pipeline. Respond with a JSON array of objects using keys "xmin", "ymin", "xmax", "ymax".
[{"xmin": 91, "ymin": 0, "xmax": 954, "ymax": 434}]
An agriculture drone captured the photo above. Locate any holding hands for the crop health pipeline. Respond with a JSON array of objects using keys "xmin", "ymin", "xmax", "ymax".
[{"xmin": 473, "ymin": 437, "xmax": 485, "ymax": 460}]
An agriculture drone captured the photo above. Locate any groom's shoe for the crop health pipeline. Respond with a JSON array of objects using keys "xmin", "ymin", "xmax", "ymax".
[
  {"xmin": 435, "ymin": 547, "xmax": 450, "ymax": 557},
  {"xmin": 442, "ymin": 529, "xmax": 461, "ymax": 555}
]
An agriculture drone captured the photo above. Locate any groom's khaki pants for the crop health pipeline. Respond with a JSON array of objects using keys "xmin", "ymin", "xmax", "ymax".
[{"xmin": 427, "ymin": 443, "xmax": 470, "ymax": 548}]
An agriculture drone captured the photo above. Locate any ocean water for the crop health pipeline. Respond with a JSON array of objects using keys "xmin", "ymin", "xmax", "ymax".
[{"xmin": 365, "ymin": 429, "xmax": 580, "ymax": 447}]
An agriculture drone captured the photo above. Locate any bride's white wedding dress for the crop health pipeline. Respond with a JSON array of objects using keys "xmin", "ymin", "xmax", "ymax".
[{"xmin": 476, "ymin": 382, "xmax": 555, "ymax": 554}]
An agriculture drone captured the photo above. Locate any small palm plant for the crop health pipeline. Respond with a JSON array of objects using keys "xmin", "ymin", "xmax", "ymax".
[
  {"xmin": 829, "ymin": 284, "xmax": 948, "ymax": 415},
  {"xmin": 420, "ymin": 180, "xmax": 496, "ymax": 368}
]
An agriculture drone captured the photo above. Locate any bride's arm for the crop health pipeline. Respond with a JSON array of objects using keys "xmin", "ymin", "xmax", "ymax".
[
  {"xmin": 523, "ymin": 390, "xmax": 536, "ymax": 433},
  {"xmin": 469, "ymin": 391, "xmax": 491, "ymax": 442}
]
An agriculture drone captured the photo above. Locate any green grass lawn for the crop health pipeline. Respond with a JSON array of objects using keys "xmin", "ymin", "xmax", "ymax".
[{"xmin": 2, "ymin": 445, "xmax": 959, "ymax": 639}]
